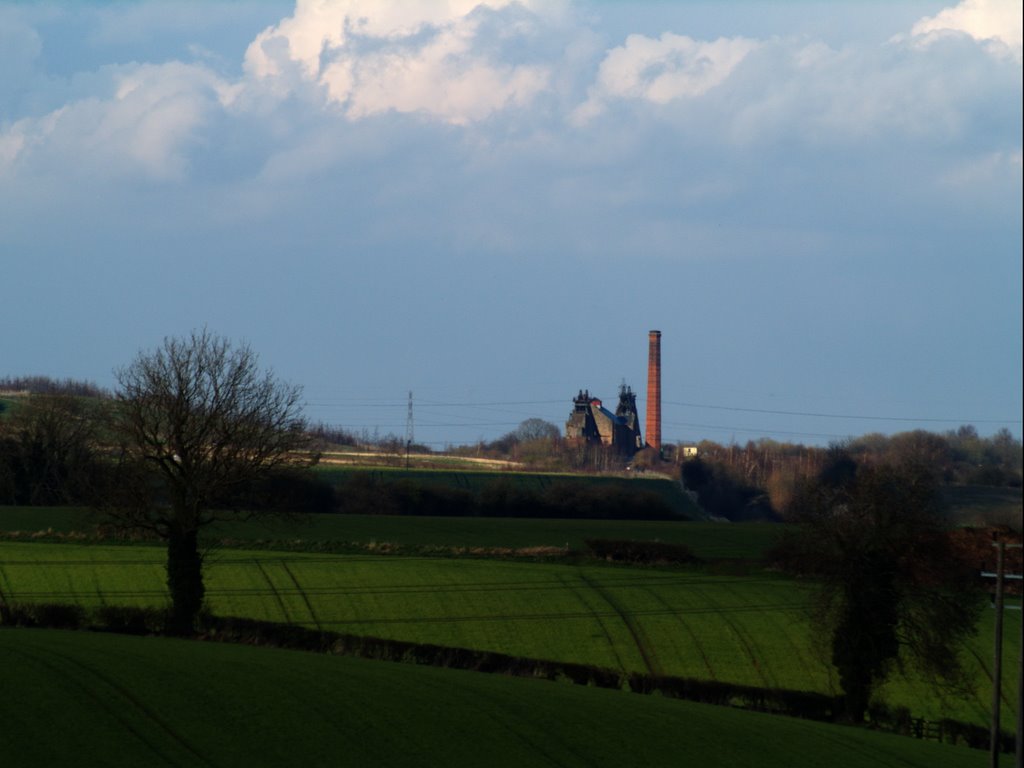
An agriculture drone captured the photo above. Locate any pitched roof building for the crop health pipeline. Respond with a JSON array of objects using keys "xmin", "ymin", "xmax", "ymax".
[{"xmin": 565, "ymin": 384, "xmax": 644, "ymax": 456}]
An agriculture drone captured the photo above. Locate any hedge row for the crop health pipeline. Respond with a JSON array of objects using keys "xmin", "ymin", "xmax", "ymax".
[
  {"xmin": 584, "ymin": 538, "xmax": 698, "ymax": 565},
  {"xmin": 336, "ymin": 474, "xmax": 679, "ymax": 520}
]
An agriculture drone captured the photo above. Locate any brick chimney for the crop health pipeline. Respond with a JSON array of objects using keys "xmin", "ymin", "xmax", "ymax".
[{"xmin": 646, "ymin": 330, "xmax": 661, "ymax": 451}]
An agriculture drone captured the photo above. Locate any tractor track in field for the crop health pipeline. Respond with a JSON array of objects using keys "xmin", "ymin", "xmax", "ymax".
[
  {"xmin": 0, "ymin": 565, "xmax": 9, "ymax": 610},
  {"xmin": 558, "ymin": 573, "xmax": 627, "ymax": 673},
  {"xmin": 6, "ymin": 642, "xmax": 213, "ymax": 767},
  {"xmin": 639, "ymin": 586, "xmax": 716, "ymax": 680},
  {"xmin": 455, "ymin": 678, "xmax": 590, "ymax": 767},
  {"xmin": 696, "ymin": 584, "xmax": 774, "ymax": 690},
  {"xmin": 579, "ymin": 572, "xmax": 663, "ymax": 678},
  {"xmin": 279, "ymin": 560, "xmax": 321, "ymax": 630},
  {"xmin": 254, "ymin": 560, "xmax": 293, "ymax": 624},
  {"xmin": 721, "ymin": 581, "xmax": 814, "ymax": 687},
  {"xmin": 93, "ymin": 571, "xmax": 108, "ymax": 607}
]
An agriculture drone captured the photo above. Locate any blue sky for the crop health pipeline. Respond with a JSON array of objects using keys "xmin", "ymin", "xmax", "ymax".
[{"xmin": 1, "ymin": 0, "xmax": 1021, "ymax": 448}]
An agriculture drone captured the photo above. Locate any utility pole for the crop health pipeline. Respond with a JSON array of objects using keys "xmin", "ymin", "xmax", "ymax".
[
  {"xmin": 993, "ymin": 541, "xmax": 1005, "ymax": 768},
  {"xmin": 1017, "ymin": 587, "xmax": 1023, "ymax": 768},
  {"xmin": 982, "ymin": 540, "xmax": 1024, "ymax": 768},
  {"xmin": 405, "ymin": 391, "xmax": 414, "ymax": 470}
]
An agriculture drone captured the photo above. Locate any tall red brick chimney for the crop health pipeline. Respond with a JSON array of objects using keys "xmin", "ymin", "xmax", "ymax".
[{"xmin": 646, "ymin": 330, "xmax": 662, "ymax": 452}]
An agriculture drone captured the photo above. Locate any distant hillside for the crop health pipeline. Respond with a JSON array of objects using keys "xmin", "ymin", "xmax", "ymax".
[{"xmin": 316, "ymin": 465, "xmax": 703, "ymax": 520}]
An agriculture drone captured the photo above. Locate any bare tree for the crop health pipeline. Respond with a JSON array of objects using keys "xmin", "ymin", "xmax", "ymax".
[
  {"xmin": 103, "ymin": 330, "xmax": 312, "ymax": 634},
  {"xmin": 513, "ymin": 418, "xmax": 560, "ymax": 443}
]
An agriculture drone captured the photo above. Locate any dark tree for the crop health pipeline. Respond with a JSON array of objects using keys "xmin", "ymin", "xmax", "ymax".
[
  {"xmin": 0, "ymin": 394, "xmax": 102, "ymax": 505},
  {"xmin": 102, "ymin": 330, "xmax": 313, "ymax": 634},
  {"xmin": 774, "ymin": 457, "xmax": 983, "ymax": 722}
]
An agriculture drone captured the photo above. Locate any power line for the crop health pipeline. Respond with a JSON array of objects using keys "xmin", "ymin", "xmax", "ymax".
[
  {"xmin": 302, "ymin": 391, "xmax": 1022, "ymax": 446},
  {"xmin": 307, "ymin": 395, "xmax": 1020, "ymax": 426},
  {"xmin": 663, "ymin": 420, "xmax": 851, "ymax": 441},
  {"xmin": 665, "ymin": 400, "xmax": 1021, "ymax": 425},
  {"xmin": 304, "ymin": 399, "xmax": 564, "ymax": 408}
]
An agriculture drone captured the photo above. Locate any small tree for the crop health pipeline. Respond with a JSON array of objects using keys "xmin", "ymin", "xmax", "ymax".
[
  {"xmin": 774, "ymin": 454, "xmax": 984, "ymax": 721},
  {"xmin": 103, "ymin": 330, "xmax": 312, "ymax": 634}
]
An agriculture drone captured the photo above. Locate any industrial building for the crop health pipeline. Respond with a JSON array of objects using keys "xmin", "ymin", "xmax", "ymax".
[
  {"xmin": 565, "ymin": 330, "xmax": 663, "ymax": 459},
  {"xmin": 565, "ymin": 385, "xmax": 644, "ymax": 456}
]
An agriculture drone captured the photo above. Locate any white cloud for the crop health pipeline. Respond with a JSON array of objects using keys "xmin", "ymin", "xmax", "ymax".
[
  {"xmin": 0, "ymin": 131, "xmax": 26, "ymax": 174},
  {"xmin": 573, "ymin": 32, "xmax": 758, "ymax": 123},
  {"xmin": 2, "ymin": 0, "xmax": 1018, "ymax": 198},
  {"xmin": 244, "ymin": 0, "xmax": 554, "ymax": 124},
  {"xmin": 245, "ymin": 0, "xmax": 542, "ymax": 77},
  {"xmin": 911, "ymin": 0, "xmax": 1022, "ymax": 59},
  {"xmin": 722, "ymin": 34, "xmax": 1021, "ymax": 150},
  {"xmin": 1, "ymin": 62, "xmax": 235, "ymax": 181}
]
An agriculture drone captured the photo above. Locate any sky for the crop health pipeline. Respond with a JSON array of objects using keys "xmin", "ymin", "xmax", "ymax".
[{"xmin": 1, "ymin": 0, "xmax": 1021, "ymax": 449}]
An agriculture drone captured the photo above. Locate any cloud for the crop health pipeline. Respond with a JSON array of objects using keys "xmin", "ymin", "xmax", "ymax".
[
  {"xmin": 940, "ymin": 148, "xmax": 1023, "ymax": 190},
  {"xmin": 0, "ymin": 131, "xmax": 26, "ymax": 173},
  {"xmin": 720, "ymin": 35, "xmax": 1020, "ymax": 149},
  {"xmin": 573, "ymin": 32, "xmax": 758, "ymax": 123},
  {"xmin": 2, "ymin": 0, "xmax": 1018, "ymax": 220},
  {"xmin": 1, "ymin": 61, "xmax": 237, "ymax": 180},
  {"xmin": 911, "ymin": 0, "xmax": 1022, "ymax": 59},
  {"xmin": 243, "ymin": 0, "xmax": 555, "ymax": 124},
  {"xmin": 0, "ymin": 11, "xmax": 43, "ymax": 107}
]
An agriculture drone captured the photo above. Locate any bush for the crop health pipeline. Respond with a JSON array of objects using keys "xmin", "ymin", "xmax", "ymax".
[
  {"xmin": 389, "ymin": 480, "xmax": 475, "ymax": 517},
  {"xmin": 681, "ymin": 458, "xmax": 777, "ymax": 521},
  {"xmin": 95, "ymin": 606, "xmax": 165, "ymax": 635},
  {"xmin": 222, "ymin": 469, "xmax": 336, "ymax": 515},
  {"xmin": 1, "ymin": 602, "xmax": 86, "ymax": 629},
  {"xmin": 585, "ymin": 539, "xmax": 698, "ymax": 565},
  {"xmin": 541, "ymin": 483, "xmax": 675, "ymax": 520}
]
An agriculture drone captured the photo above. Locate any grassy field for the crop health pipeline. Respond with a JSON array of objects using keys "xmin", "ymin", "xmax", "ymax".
[
  {"xmin": 0, "ymin": 506, "xmax": 779, "ymax": 559},
  {"xmin": 0, "ymin": 506, "xmax": 95, "ymax": 533},
  {"xmin": 0, "ymin": 628, "xmax": 990, "ymax": 768},
  {"xmin": 210, "ymin": 515, "xmax": 779, "ymax": 559},
  {"xmin": 317, "ymin": 465, "xmax": 703, "ymax": 519},
  {"xmin": 0, "ymin": 541, "xmax": 1017, "ymax": 728}
]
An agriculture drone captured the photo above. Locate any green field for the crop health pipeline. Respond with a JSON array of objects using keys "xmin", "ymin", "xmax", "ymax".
[
  {"xmin": 0, "ymin": 506, "xmax": 95, "ymax": 533},
  {"xmin": 317, "ymin": 465, "xmax": 703, "ymax": 519},
  {"xmin": 210, "ymin": 515, "xmax": 779, "ymax": 559},
  {"xmin": 0, "ymin": 506, "xmax": 779, "ymax": 559},
  {"xmin": 1, "ymin": 541, "xmax": 1016, "ymax": 728},
  {"xmin": 0, "ymin": 628, "xmax": 990, "ymax": 768}
]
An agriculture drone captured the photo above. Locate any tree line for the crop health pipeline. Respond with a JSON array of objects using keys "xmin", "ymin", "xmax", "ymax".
[
  {"xmin": 440, "ymin": 417, "xmax": 1023, "ymax": 489},
  {"xmin": 0, "ymin": 393, "xmax": 106, "ymax": 506},
  {"xmin": 677, "ymin": 427, "xmax": 1021, "ymax": 522},
  {"xmin": 0, "ymin": 375, "xmax": 109, "ymax": 398}
]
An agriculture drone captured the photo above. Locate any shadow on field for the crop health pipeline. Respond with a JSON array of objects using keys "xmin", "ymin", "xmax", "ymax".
[{"xmin": 0, "ymin": 602, "xmax": 1014, "ymax": 754}]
